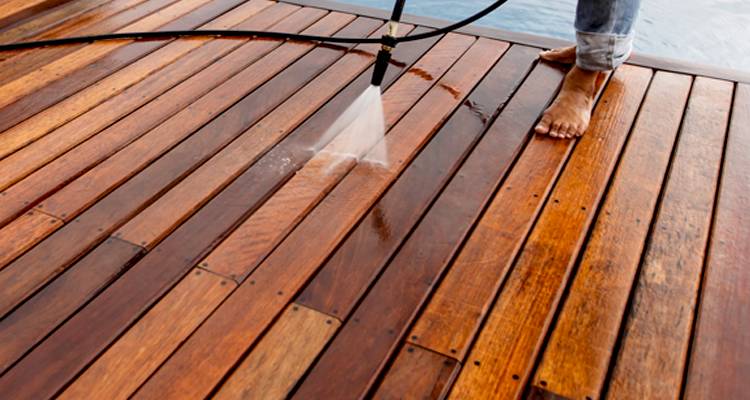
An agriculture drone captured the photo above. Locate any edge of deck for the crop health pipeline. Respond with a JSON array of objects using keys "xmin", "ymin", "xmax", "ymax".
[{"xmin": 282, "ymin": 0, "xmax": 750, "ymax": 84}]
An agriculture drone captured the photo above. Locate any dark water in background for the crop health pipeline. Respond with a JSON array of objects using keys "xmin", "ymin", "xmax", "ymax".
[{"xmin": 342, "ymin": 0, "xmax": 750, "ymax": 72}]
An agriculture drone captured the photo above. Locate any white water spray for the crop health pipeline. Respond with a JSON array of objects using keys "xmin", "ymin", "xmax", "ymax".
[{"xmin": 313, "ymin": 85, "xmax": 388, "ymax": 170}]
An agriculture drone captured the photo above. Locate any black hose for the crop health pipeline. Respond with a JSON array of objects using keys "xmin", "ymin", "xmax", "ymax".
[{"xmin": 0, "ymin": 0, "xmax": 509, "ymax": 52}]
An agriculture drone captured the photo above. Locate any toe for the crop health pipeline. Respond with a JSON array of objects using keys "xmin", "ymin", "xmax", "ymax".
[
  {"xmin": 559, "ymin": 123, "xmax": 571, "ymax": 138},
  {"xmin": 549, "ymin": 121, "xmax": 563, "ymax": 138},
  {"xmin": 535, "ymin": 114, "xmax": 552, "ymax": 135}
]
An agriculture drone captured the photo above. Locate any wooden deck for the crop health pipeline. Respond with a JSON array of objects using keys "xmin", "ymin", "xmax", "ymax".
[{"xmin": 0, "ymin": 0, "xmax": 747, "ymax": 398}]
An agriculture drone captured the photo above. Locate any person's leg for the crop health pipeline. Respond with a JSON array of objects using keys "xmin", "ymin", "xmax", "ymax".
[{"xmin": 535, "ymin": 0, "xmax": 640, "ymax": 138}]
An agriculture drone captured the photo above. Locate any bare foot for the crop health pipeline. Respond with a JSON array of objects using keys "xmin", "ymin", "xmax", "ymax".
[
  {"xmin": 534, "ymin": 66, "xmax": 599, "ymax": 139},
  {"xmin": 539, "ymin": 45, "xmax": 576, "ymax": 65}
]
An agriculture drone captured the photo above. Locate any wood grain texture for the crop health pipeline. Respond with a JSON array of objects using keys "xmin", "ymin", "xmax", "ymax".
[
  {"xmin": 0, "ymin": 0, "xmax": 105, "ymax": 43},
  {"xmin": 0, "ymin": 0, "xmax": 276, "ymax": 187},
  {"xmin": 0, "ymin": 4, "xmax": 319, "ymax": 226},
  {"xmin": 608, "ymin": 77, "xmax": 733, "ymax": 399},
  {"xmin": 448, "ymin": 65, "xmax": 653, "ymax": 400},
  {"xmin": 0, "ymin": 15, "xmax": 372, "ymax": 400},
  {"xmin": 0, "ymin": 237, "xmax": 142, "ymax": 374},
  {"xmin": 0, "ymin": 0, "xmax": 69, "ymax": 30},
  {"xmin": 294, "ymin": 61, "xmax": 564, "ymax": 400},
  {"xmin": 0, "ymin": 0, "xmax": 212, "ymax": 110},
  {"xmin": 116, "ymin": 21, "xmax": 394, "ymax": 250},
  {"xmin": 0, "ymin": 0, "xmax": 216, "ymax": 134},
  {"xmin": 200, "ymin": 29, "xmax": 466, "ymax": 281},
  {"xmin": 60, "ymin": 268, "xmax": 234, "ymax": 400},
  {"xmin": 0, "ymin": 11, "xmax": 359, "ymax": 325},
  {"xmin": 531, "ymin": 72, "xmax": 692, "ymax": 400},
  {"xmin": 134, "ymin": 34, "xmax": 487, "ymax": 400},
  {"xmin": 296, "ymin": 44, "xmax": 534, "ymax": 319},
  {"xmin": 0, "ymin": 210, "xmax": 61, "ymax": 269},
  {"xmin": 213, "ymin": 304, "xmax": 340, "ymax": 400},
  {"xmin": 684, "ymin": 84, "xmax": 749, "ymax": 400},
  {"xmin": 373, "ymin": 345, "xmax": 460, "ymax": 400}
]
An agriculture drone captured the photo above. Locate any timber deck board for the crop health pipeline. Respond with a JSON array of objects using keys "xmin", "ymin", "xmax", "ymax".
[{"xmin": 0, "ymin": 1, "xmax": 747, "ymax": 399}]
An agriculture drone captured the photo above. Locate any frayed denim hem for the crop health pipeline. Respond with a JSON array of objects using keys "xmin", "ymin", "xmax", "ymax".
[{"xmin": 575, "ymin": 30, "xmax": 634, "ymax": 71}]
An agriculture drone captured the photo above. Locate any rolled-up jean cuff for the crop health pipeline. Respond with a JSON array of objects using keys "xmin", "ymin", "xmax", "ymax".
[{"xmin": 575, "ymin": 30, "xmax": 634, "ymax": 71}]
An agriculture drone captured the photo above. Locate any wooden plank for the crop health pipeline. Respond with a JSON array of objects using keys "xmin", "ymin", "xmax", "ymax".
[
  {"xmin": 0, "ymin": 0, "xmax": 278, "ymax": 186},
  {"xmin": 530, "ymin": 72, "xmax": 691, "ymax": 399},
  {"xmin": 0, "ymin": 13, "xmax": 362, "ymax": 319},
  {"xmin": 0, "ymin": 0, "xmax": 259, "ymax": 161},
  {"xmin": 448, "ymin": 65, "xmax": 653, "ymax": 400},
  {"xmin": 0, "ymin": 0, "xmax": 107, "ymax": 43},
  {"xmin": 115, "ymin": 23, "xmax": 402, "ymax": 250},
  {"xmin": 0, "ymin": 16, "xmax": 376, "ymax": 400},
  {"xmin": 213, "ymin": 304, "xmax": 341, "ymax": 400},
  {"xmin": 0, "ymin": 0, "xmax": 211, "ymax": 109},
  {"xmin": 373, "ymin": 345, "xmax": 460, "ymax": 400},
  {"xmin": 0, "ymin": 0, "xmax": 69, "ymax": 29},
  {"xmin": 608, "ymin": 77, "xmax": 733, "ymax": 399},
  {"xmin": 0, "ymin": 0, "xmax": 155, "ymax": 84},
  {"xmin": 0, "ymin": 0, "xmax": 220, "ymax": 134},
  {"xmin": 0, "ymin": 5, "xmax": 322, "ymax": 226},
  {"xmin": 134, "ymin": 34, "xmax": 490, "ymax": 400},
  {"xmin": 60, "ymin": 268, "xmax": 234, "ymax": 400},
  {"xmin": 0, "ymin": 210, "xmax": 62, "ymax": 269},
  {"xmin": 297, "ymin": 44, "xmax": 537, "ymax": 319},
  {"xmin": 685, "ymin": 84, "xmax": 750, "ymax": 399},
  {"xmin": 293, "ymin": 62, "xmax": 565, "ymax": 400},
  {"xmin": 0, "ymin": 237, "xmax": 143, "ymax": 373}
]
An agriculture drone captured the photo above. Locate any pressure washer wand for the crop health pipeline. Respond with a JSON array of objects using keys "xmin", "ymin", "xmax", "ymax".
[{"xmin": 370, "ymin": 0, "xmax": 407, "ymax": 87}]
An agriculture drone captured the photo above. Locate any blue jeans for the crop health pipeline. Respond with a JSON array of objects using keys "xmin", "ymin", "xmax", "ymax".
[{"xmin": 575, "ymin": 0, "xmax": 641, "ymax": 71}]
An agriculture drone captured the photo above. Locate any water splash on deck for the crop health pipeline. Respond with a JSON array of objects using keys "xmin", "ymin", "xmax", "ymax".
[{"xmin": 312, "ymin": 84, "xmax": 388, "ymax": 170}]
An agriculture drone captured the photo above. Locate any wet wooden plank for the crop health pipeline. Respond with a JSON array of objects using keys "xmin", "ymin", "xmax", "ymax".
[
  {"xmin": 0, "ymin": 237, "xmax": 142, "ymax": 373},
  {"xmin": 685, "ymin": 83, "xmax": 749, "ymax": 400},
  {"xmin": 60, "ymin": 268, "xmax": 234, "ymax": 400},
  {"xmin": 608, "ymin": 77, "xmax": 733, "ymax": 399},
  {"xmin": 0, "ymin": 210, "xmax": 62, "ymax": 269},
  {"xmin": 213, "ymin": 304, "xmax": 340, "ymax": 400},
  {"xmin": 0, "ymin": 0, "xmax": 212, "ymax": 109},
  {"xmin": 0, "ymin": 0, "xmax": 277, "ymax": 188},
  {"xmin": 0, "ymin": 0, "xmax": 219, "ymax": 134},
  {"xmin": 0, "ymin": 0, "xmax": 69, "ymax": 29},
  {"xmin": 448, "ymin": 65, "xmax": 653, "ymax": 400},
  {"xmin": 0, "ymin": 0, "xmax": 107, "ymax": 43},
  {"xmin": 530, "ymin": 72, "xmax": 691, "ymax": 400},
  {"xmin": 115, "ymin": 22, "xmax": 397, "ymax": 250},
  {"xmin": 199, "ymin": 29, "xmax": 469, "ymax": 281},
  {"xmin": 0, "ymin": 13, "xmax": 361, "ymax": 320},
  {"xmin": 0, "ymin": 5, "xmax": 321, "ymax": 226},
  {"xmin": 294, "ymin": 61, "xmax": 566, "ymax": 400},
  {"xmin": 374, "ymin": 345, "xmax": 460, "ymax": 400},
  {"xmin": 134, "ymin": 34, "xmax": 488, "ymax": 400},
  {"xmin": 296, "ymin": 44, "xmax": 536, "ymax": 319},
  {"xmin": 0, "ymin": 0, "xmax": 156, "ymax": 84},
  {"xmin": 0, "ymin": 16, "xmax": 374, "ymax": 400}
]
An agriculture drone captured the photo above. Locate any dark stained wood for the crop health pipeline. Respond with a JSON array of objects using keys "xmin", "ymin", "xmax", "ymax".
[
  {"xmin": 0, "ymin": 12, "xmax": 363, "ymax": 321},
  {"xmin": 0, "ymin": 0, "xmax": 230, "ymax": 134},
  {"xmin": 608, "ymin": 77, "xmax": 733, "ymax": 399},
  {"xmin": 531, "ymin": 71, "xmax": 691, "ymax": 400},
  {"xmin": 0, "ymin": 0, "xmax": 279, "ymax": 189},
  {"xmin": 214, "ymin": 304, "xmax": 341, "ymax": 400},
  {"xmin": 294, "ymin": 61, "xmax": 565, "ymax": 400},
  {"xmin": 373, "ymin": 345, "xmax": 460, "ymax": 400},
  {"xmin": 685, "ymin": 83, "xmax": 750, "ymax": 400},
  {"xmin": 448, "ymin": 65, "xmax": 652, "ymax": 399},
  {"xmin": 201, "ymin": 31, "xmax": 470, "ymax": 281},
  {"xmin": 0, "ymin": 210, "xmax": 62, "ymax": 269},
  {"xmin": 115, "ymin": 22, "xmax": 398, "ymax": 250},
  {"xmin": 0, "ymin": 237, "xmax": 143, "ymax": 373},
  {"xmin": 296, "ymin": 44, "xmax": 535, "ymax": 319},
  {"xmin": 0, "ymin": 5, "xmax": 322, "ymax": 226},
  {"xmin": 0, "ymin": 0, "xmax": 70, "ymax": 31},
  {"xmin": 0, "ymin": 0, "xmax": 106, "ymax": 43},
  {"xmin": 133, "ymin": 34, "xmax": 487, "ymax": 400},
  {"xmin": 59, "ymin": 268, "xmax": 235, "ymax": 400}
]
